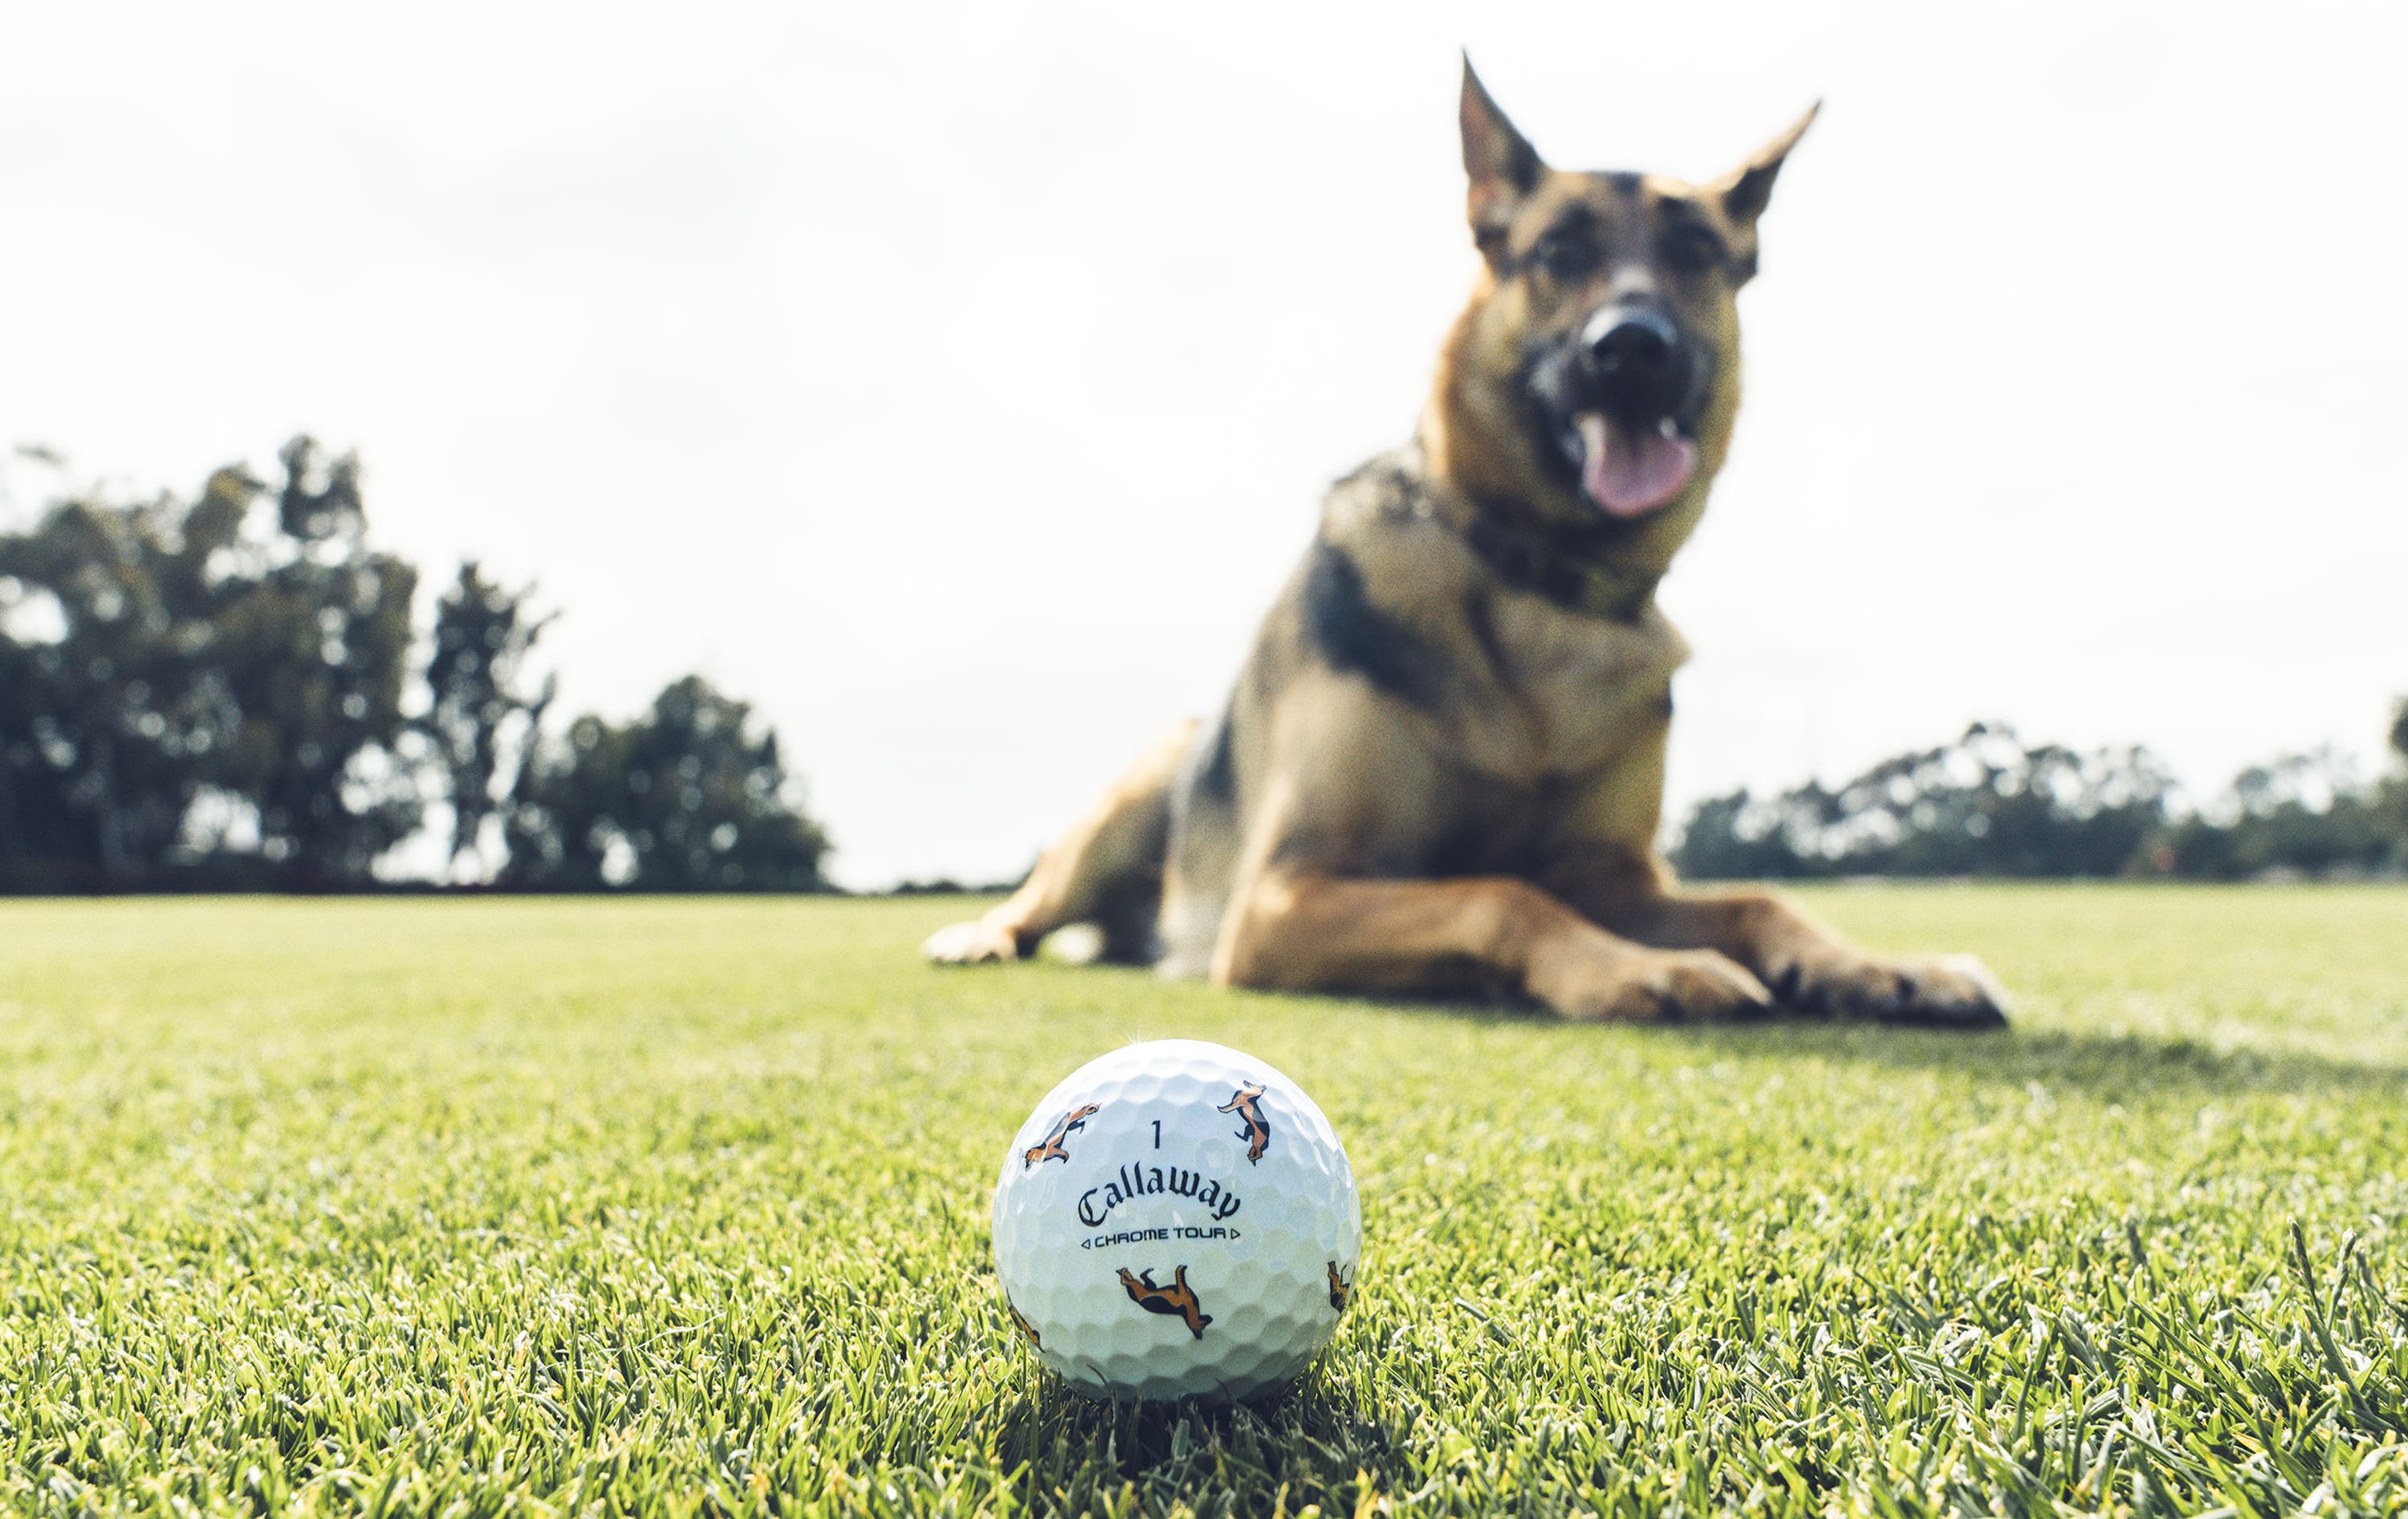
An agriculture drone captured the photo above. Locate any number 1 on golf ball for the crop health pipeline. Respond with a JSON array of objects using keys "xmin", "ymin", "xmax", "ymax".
[{"xmin": 992, "ymin": 1039, "xmax": 1362, "ymax": 1402}]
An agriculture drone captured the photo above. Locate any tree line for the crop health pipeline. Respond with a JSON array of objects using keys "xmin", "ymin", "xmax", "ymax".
[
  {"xmin": 7, "ymin": 437, "xmax": 2400, "ymax": 894},
  {"xmin": 1670, "ymin": 714, "xmax": 2408, "ymax": 882},
  {"xmin": 0, "ymin": 438, "xmax": 829, "ymax": 892}
]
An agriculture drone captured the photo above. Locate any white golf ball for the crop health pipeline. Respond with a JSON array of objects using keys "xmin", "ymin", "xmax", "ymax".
[{"xmin": 992, "ymin": 1039, "xmax": 1361, "ymax": 1402}]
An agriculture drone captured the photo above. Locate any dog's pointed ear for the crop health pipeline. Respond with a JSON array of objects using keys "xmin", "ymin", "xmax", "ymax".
[
  {"xmin": 1709, "ymin": 101, "xmax": 1819, "ymax": 231},
  {"xmin": 1461, "ymin": 55, "xmax": 1545, "ymax": 266}
]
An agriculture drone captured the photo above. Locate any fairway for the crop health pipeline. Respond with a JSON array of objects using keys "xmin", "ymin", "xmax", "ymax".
[{"xmin": 5, "ymin": 888, "xmax": 2408, "ymax": 1517}]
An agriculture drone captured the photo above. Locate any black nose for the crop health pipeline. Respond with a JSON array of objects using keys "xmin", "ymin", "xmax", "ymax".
[{"xmin": 1583, "ymin": 307, "xmax": 1679, "ymax": 377}]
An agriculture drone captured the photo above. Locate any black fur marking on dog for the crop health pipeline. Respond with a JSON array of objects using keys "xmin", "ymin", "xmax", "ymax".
[
  {"xmin": 1655, "ymin": 206, "xmax": 1732, "ymax": 274},
  {"xmin": 1192, "ymin": 702, "xmax": 1237, "ymax": 804},
  {"xmin": 1423, "ymin": 821, "xmax": 1491, "ymax": 878},
  {"xmin": 1462, "ymin": 589, "xmax": 1511, "ymax": 686},
  {"xmin": 1462, "ymin": 515, "xmax": 1648, "ymax": 623},
  {"xmin": 1502, "ymin": 138, "xmax": 1541, "ymax": 190},
  {"xmin": 1602, "ymin": 170, "xmax": 1644, "ymax": 198},
  {"xmin": 1303, "ymin": 540, "xmax": 1442, "ymax": 704}
]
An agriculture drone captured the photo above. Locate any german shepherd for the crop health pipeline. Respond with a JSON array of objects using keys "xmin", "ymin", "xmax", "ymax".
[{"xmin": 925, "ymin": 62, "xmax": 2007, "ymax": 1029}]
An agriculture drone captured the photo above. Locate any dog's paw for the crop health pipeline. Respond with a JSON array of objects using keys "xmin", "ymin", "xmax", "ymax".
[
  {"xmin": 921, "ymin": 918, "xmax": 1022, "ymax": 966},
  {"xmin": 1533, "ymin": 944, "xmax": 1774, "ymax": 1023},
  {"xmin": 1770, "ymin": 950, "xmax": 2009, "ymax": 1029}
]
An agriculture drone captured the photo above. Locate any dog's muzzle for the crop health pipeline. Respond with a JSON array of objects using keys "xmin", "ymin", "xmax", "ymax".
[
  {"xmin": 1553, "ymin": 304, "xmax": 1702, "ymax": 519},
  {"xmin": 1580, "ymin": 306, "xmax": 1690, "ymax": 419}
]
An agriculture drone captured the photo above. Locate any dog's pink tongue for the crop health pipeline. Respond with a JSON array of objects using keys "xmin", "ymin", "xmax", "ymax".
[{"xmin": 1578, "ymin": 413, "xmax": 1697, "ymax": 518}]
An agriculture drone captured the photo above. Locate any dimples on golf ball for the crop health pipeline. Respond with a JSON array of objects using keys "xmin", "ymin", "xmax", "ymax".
[{"xmin": 992, "ymin": 1039, "xmax": 1361, "ymax": 1402}]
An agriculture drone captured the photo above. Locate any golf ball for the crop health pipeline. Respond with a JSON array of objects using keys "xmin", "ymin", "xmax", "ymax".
[{"xmin": 992, "ymin": 1039, "xmax": 1361, "ymax": 1402}]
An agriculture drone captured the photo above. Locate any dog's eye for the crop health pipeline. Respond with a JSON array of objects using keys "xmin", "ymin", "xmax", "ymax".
[
  {"xmin": 1661, "ymin": 226, "xmax": 1727, "ymax": 275},
  {"xmin": 1533, "ymin": 234, "xmax": 1598, "ymax": 281}
]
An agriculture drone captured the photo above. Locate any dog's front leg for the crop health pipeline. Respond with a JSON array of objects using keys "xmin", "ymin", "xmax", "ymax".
[
  {"xmin": 1597, "ymin": 882, "xmax": 2010, "ymax": 1028},
  {"xmin": 1210, "ymin": 869, "xmax": 1771, "ymax": 1022}
]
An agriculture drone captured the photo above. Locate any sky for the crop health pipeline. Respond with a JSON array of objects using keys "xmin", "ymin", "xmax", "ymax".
[{"xmin": 2, "ymin": 2, "xmax": 2402, "ymax": 888}]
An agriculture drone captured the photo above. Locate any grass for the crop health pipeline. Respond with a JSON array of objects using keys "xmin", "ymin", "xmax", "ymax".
[{"xmin": 2, "ymin": 886, "xmax": 2408, "ymax": 1517}]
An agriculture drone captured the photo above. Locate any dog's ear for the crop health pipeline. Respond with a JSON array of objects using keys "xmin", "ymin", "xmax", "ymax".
[
  {"xmin": 1460, "ymin": 55, "xmax": 1545, "ymax": 267},
  {"xmin": 1709, "ymin": 102, "xmax": 1819, "ymax": 231},
  {"xmin": 1705, "ymin": 102, "xmax": 1817, "ymax": 283}
]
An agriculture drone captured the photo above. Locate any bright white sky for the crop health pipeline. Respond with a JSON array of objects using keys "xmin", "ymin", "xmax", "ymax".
[{"xmin": 2, "ymin": 2, "xmax": 2402, "ymax": 888}]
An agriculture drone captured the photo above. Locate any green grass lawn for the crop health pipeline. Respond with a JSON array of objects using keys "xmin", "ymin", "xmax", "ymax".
[{"xmin": 4, "ymin": 887, "xmax": 2408, "ymax": 1517}]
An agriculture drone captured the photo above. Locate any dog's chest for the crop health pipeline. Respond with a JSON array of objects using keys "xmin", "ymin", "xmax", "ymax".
[{"xmin": 1452, "ymin": 588, "xmax": 1687, "ymax": 781}]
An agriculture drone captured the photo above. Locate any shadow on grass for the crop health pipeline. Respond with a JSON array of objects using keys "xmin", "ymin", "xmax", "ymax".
[
  {"xmin": 1257, "ymin": 975, "xmax": 2408, "ymax": 1110},
  {"xmin": 1653, "ymin": 1019, "xmax": 2408, "ymax": 1107},
  {"xmin": 995, "ymin": 955, "xmax": 2408, "ymax": 1114},
  {"xmin": 979, "ymin": 1373, "xmax": 1408, "ymax": 1512}
]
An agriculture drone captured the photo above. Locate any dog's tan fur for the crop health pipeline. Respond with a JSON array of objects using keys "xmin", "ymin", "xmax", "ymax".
[{"xmin": 923, "ymin": 63, "xmax": 2006, "ymax": 1029}]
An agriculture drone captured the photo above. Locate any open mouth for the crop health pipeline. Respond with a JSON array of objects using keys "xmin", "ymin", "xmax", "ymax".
[{"xmin": 1562, "ymin": 413, "xmax": 1698, "ymax": 519}]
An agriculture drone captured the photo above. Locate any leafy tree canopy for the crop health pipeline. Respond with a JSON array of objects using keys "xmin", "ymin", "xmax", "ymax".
[{"xmin": 1, "ymin": 442, "xmax": 832, "ymax": 893}]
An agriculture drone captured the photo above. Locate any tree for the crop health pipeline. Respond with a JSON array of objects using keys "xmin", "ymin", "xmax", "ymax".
[
  {"xmin": 3, "ymin": 439, "xmax": 840, "ymax": 894},
  {"xmin": 193, "ymin": 440, "xmax": 422, "ymax": 884},
  {"xmin": 0, "ymin": 466, "xmax": 283, "ymax": 885},
  {"xmin": 2151, "ymin": 747, "xmax": 2401, "ymax": 880},
  {"xmin": 2386, "ymin": 698, "xmax": 2408, "ymax": 845},
  {"xmin": 422, "ymin": 563, "xmax": 554, "ymax": 881},
  {"xmin": 504, "ymin": 675, "xmax": 831, "ymax": 891},
  {"xmin": 1660, "ymin": 784, "xmax": 1828, "ymax": 882},
  {"xmin": 1669, "ymin": 723, "xmax": 2174, "ymax": 880},
  {"xmin": 0, "ymin": 438, "xmax": 419, "ymax": 888}
]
